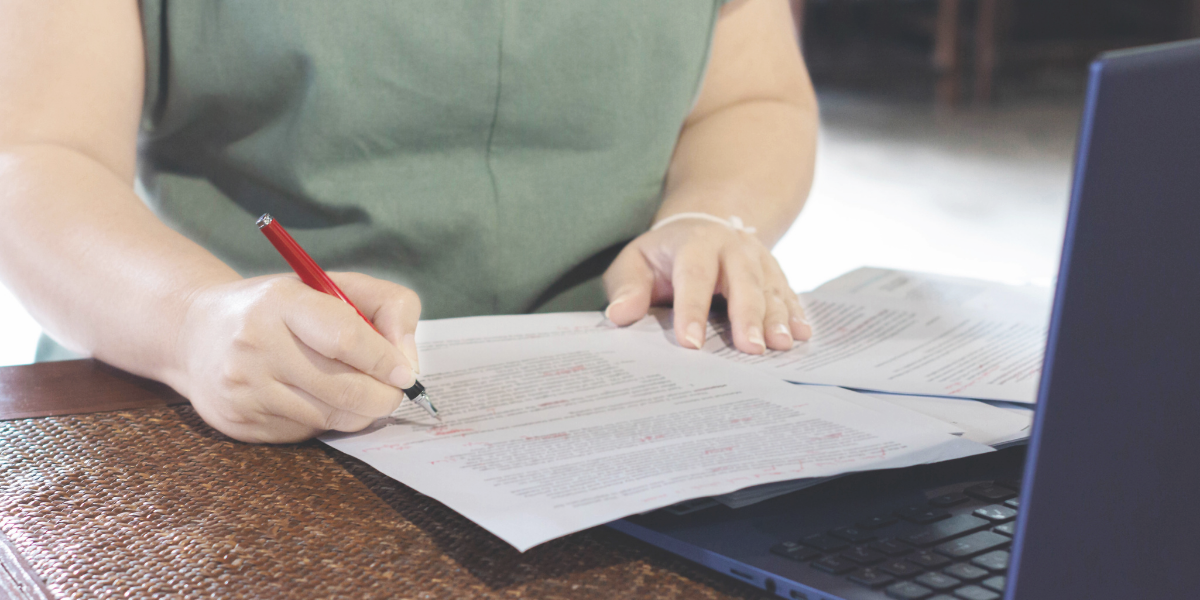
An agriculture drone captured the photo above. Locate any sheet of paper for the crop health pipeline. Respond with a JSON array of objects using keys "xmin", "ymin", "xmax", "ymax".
[
  {"xmin": 710, "ymin": 386, "xmax": 967, "ymax": 509},
  {"xmin": 322, "ymin": 313, "xmax": 991, "ymax": 551},
  {"xmin": 819, "ymin": 386, "xmax": 963, "ymax": 437},
  {"xmin": 700, "ymin": 292, "xmax": 1046, "ymax": 403},
  {"xmin": 863, "ymin": 393, "xmax": 1034, "ymax": 447},
  {"xmin": 815, "ymin": 266, "xmax": 1053, "ymax": 314}
]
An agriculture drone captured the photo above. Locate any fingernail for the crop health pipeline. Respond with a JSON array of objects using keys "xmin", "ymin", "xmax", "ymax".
[
  {"xmin": 604, "ymin": 294, "xmax": 632, "ymax": 321},
  {"xmin": 748, "ymin": 326, "xmax": 766, "ymax": 350},
  {"xmin": 773, "ymin": 323, "xmax": 793, "ymax": 343},
  {"xmin": 685, "ymin": 322, "xmax": 705, "ymax": 349},
  {"xmin": 792, "ymin": 315, "xmax": 813, "ymax": 340},
  {"xmin": 402, "ymin": 333, "xmax": 420, "ymax": 374},
  {"xmin": 389, "ymin": 365, "xmax": 416, "ymax": 389}
]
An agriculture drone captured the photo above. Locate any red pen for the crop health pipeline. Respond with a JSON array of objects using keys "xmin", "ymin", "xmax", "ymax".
[{"xmin": 256, "ymin": 213, "xmax": 439, "ymax": 419}]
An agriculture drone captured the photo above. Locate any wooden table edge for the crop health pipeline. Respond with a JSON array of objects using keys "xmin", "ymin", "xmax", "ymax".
[{"xmin": 0, "ymin": 359, "xmax": 188, "ymax": 422}]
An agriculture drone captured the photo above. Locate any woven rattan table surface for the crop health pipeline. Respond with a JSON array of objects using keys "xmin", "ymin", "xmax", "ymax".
[{"xmin": 0, "ymin": 362, "xmax": 769, "ymax": 599}]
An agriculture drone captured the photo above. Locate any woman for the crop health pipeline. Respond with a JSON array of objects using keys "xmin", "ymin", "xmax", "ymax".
[{"xmin": 0, "ymin": 0, "xmax": 817, "ymax": 442}]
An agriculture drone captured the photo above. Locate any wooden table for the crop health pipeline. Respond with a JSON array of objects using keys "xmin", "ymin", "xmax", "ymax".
[{"xmin": 0, "ymin": 360, "xmax": 769, "ymax": 599}]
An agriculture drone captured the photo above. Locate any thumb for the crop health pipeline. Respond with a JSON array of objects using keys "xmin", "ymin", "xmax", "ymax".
[
  {"xmin": 329, "ymin": 272, "xmax": 423, "ymax": 370},
  {"xmin": 603, "ymin": 245, "xmax": 655, "ymax": 326}
]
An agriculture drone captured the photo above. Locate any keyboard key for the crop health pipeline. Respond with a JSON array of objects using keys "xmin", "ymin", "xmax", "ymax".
[
  {"xmin": 953, "ymin": 585, "xmax": 1001, "ymax": 600},
  {"xmin": 881, "ymin": 559, "xmax": 924, "ymax": 578},
  {"xmin": 842, "ymin": 546, "xmax": 887, "ymax": 565},
  {"xmin": 907, "ymin": 550, "xmax": 951, "ymax": 569},
  {"xmin": 963, "ymin": 484, "xmax": 1016, "ymax": 503},
  {"xmin": 848, "ymin": 567, "xmax": 896, "ymax": 588},
  {"xmin": 831, "ymin": 526, "xmax": 877, "ymax": 544},
  {"xmin": 992, "ymin": 522, "xmax": 1016, "ymax": 537},
  {"xmin": 870, "ymin": 538, "xmax": 913, "ymax": 556},
  {"xmin": 982, "ymin": 575, "xmax": 1006, "ymax": 593},
  {"xmin": 914, "ymin": 572, "xmax": 961, "ymax": 591},
  {"xmin": 901, "ymin": 515, "xmax": 990, "ymax": 546},
  {"xmin": 928, "ymin": 492, "xmax": 969, "ymax": 507},
  {"xmin": 928, "ymin": 596, "xmax": 957, "ymax": 600},
  {"xmin": 995, "ymin": 479, "xmax": 1021, "ymax": 491},
  {"xmin": 886, "ymin": 581, "xmax": 934, "ymax": 599},
  {"xmin": 1004, "ymin": 498, "xmax": 1020, "ymax": 509},
  {"xmin": 943, "ymin": 563, "xmax": 989, "ymax": 582},
  {"xmin": 857, "ymin": 514, "xmax": 900, "ymax": 530},
  {"xmin": 771, "ymin": 541, "xmax": 821, "ymax": 562},
  {"xmin": 973, "ymin": 505, "xmax": 1017, "ymax": 523},
  {"xmin": 812, "ymin": 555, "xmax": 858, "ymax": 575},
  {"xmin": 935, "ymin": 532, "xmax": 1010, "ymax": 559},
  {"xmin": 801, "ymin": 532, "xmax": 849, "ymax": 552},
  {"xmin": 971, "ymin": 550, "xmax": 1010, "ymax": 572},
  {"xmin": 896, "ymin": 506, "xmax": 952, "ymax": 524}
]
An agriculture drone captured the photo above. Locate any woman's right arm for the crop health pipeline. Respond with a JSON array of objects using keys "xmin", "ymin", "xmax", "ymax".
[{"xmin": 0, "ymin": 1, "xmax": 421, "ymax": 443}]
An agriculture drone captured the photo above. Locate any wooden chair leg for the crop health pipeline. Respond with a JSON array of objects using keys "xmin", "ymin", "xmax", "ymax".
[
  {"xmin": 974, "ymin": 0, "xmax": 999, "ymax": 105},
  {"xmin": 934, "ymin": 0, "xmax": 963, "ymax": 108}
]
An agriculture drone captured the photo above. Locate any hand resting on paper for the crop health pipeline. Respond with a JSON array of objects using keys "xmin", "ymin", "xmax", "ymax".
[
  {"xmin": 603, "ymin": 219, "xmax": 812, "ymax": 355},
  {"xmin": 599, "ymin": 0, "xmax": 817, "ymax": 355},
  {"xmin": 172, "ymin": 273, "xmax": 421, "ymax": 444}
]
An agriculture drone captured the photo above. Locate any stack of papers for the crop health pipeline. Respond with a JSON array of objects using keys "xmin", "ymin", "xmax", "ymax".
[{"xmin": 322, "ymin": 267, "xmax": 1051, "ymax": 550}]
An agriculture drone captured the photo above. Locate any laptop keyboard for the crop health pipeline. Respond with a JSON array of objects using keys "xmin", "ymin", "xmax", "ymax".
[{"xmin": 769, "ymin": 481, "xmax": 1020, "ymax": 600}]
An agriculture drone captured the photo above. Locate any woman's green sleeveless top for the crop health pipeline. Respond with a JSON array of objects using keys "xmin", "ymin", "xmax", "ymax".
[{"xmin": 138, "ymin": 0, "xmax": 724, "ymax": 318}]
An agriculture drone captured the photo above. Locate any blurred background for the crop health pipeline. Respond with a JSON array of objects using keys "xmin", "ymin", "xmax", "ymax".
[{"xmin": 1, "ymin": 0, "xmax": 1197, "ymax": 367}]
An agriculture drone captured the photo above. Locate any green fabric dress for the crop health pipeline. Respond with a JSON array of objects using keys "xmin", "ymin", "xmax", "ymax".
[{"xmin": 36, "ymin": 0, "xmax": 726, "ymax": 361}]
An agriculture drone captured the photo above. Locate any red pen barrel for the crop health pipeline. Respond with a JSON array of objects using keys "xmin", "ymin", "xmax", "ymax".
[
  {"xmin": 256, "ymin": 214, "xmax": 375, "ymax": 328},
  {"xmin": 256, "ymin": 213, "xmax": 438, "ymax": 416}
]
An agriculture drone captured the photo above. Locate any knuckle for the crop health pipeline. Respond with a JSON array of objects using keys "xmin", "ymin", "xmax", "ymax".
[
  {"xmin": 397, "ymin": 287, "xmax": 421, "ymax": 312},
  {"xmin": 215, "ymin": 362, "xmax": 251, "ymax": 393},
  {"xmin": 335, "ymin": 380, "xmax": 369, "ymax": 413},
  {"xmin": 325, "ymin": 410, "xmax": 370, "ymax": 433},
  {"xmin": 367, "ymin": 348, "xmax": 392, "ymax": 378},
  {"xmin": 680, "ymin": 297, "xmax": 713, "ymax": 315},
  {"xmin": 678, "ymin": 261, "xmax": 715, "ymax": 283},
  {"xmin": 228, "ymin": 322, "xmax": 262, "ymax": 353},
  {"xmin": 764, "ymin": 285, "xmax": 788, "ymax": 301},
  {"xmin": 740, "ymin": 269, "xmax": 765, "ymax": 289},
  {"xmin": 331, "ymin": 324, "xmax": 360, "ymax": 359},
  {"xmin": 258, "ymin": 276, "xmax": 298, "ymax": 301},
  {"xmin": 323, "ymin": 410, "xmax": 345, "ymax": 432}
]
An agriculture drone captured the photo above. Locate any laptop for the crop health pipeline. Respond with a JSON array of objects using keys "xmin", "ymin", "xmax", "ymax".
[{"xmin": 609, "ymin": 39, "xmax": 1200, "ymax": 600}]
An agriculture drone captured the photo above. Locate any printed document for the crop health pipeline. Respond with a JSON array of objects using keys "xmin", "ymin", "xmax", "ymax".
[
  {"xmin": 815, "ymin": 266, "xmax": 1053, "ymax": 313},
  {"xmin": 322, "ymin": 313, "xmax": 990, "ymax": 551},
  {"xmin": 863, "ymin": 393, "xmax": 1034, "ymax": 447},
  {"xmin": 701, "ymin": 290, "xmax": 1047, "ymax": 403}
]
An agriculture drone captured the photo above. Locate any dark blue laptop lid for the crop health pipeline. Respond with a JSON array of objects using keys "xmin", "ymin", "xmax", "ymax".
[{"xmin": 1009, "ymin": 40, "xmax": 1200, "ymax": 599}]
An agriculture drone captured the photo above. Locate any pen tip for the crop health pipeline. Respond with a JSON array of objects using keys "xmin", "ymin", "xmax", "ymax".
[{"xmin": 411, "ymin": 392, "xmax": 440, "ymax": 420}]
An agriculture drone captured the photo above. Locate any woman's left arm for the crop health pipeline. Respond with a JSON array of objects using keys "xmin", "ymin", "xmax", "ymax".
[{"xmin": 604, "ymin": 0, "xmax": 818, "ymax": 354}]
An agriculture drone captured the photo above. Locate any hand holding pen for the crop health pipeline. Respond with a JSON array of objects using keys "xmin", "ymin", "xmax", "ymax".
[
  {"xmin": 257, "ymin": 214, "xmax": 439, "ymax": 419},
  {"xmin": 166, "ymin": 219, "xmax": 432, "ymax": 443}
]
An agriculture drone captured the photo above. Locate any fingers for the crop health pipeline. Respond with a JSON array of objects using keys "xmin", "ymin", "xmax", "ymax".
[
  {"xmin": 282, "ymin": 290, "xmax": 417, "ymax": 392},
  {"xmin": 763, "ymin": 291, "xmax": 794, "ymax": 351},
  {"xmin": 278, "ymin": 337, "xmax": 406, "ymax": 420},
  {"xmin": 763, "ymin": 256, "xmax": 812, "ymax": 341},
  {"xmin": 719, "ymin": 238, "xmax": 809, "ymax": 353},
  {"xmin": 788, "ymin": 296, "xmax": 812, "ymax": 341},
  {"xmin": 331, "ymin": 272, "xmax": 423, "ymax": 370},
  {"xmin": 279, "ymin": 383, "xmax": 378, "ymax": 433},
  {"xmin": 242, "ymin": 384, "xmax": 376, "ymax": 443},
  {"xmin": 721, "ymin": 248, "xmax": 769, "ymax": 354},
  {"xmin": 671, "ymin": 244, "xmax": 720, "ymax": 349},
  {"xmin": 602, "ymin": 245, "xmax": 656, "ymax": 326}
]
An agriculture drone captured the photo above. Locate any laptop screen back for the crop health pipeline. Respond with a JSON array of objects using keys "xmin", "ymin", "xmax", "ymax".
[{"xmin": 1009, "ymin": 40, "xmax": 1200, "ymax": 600}]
